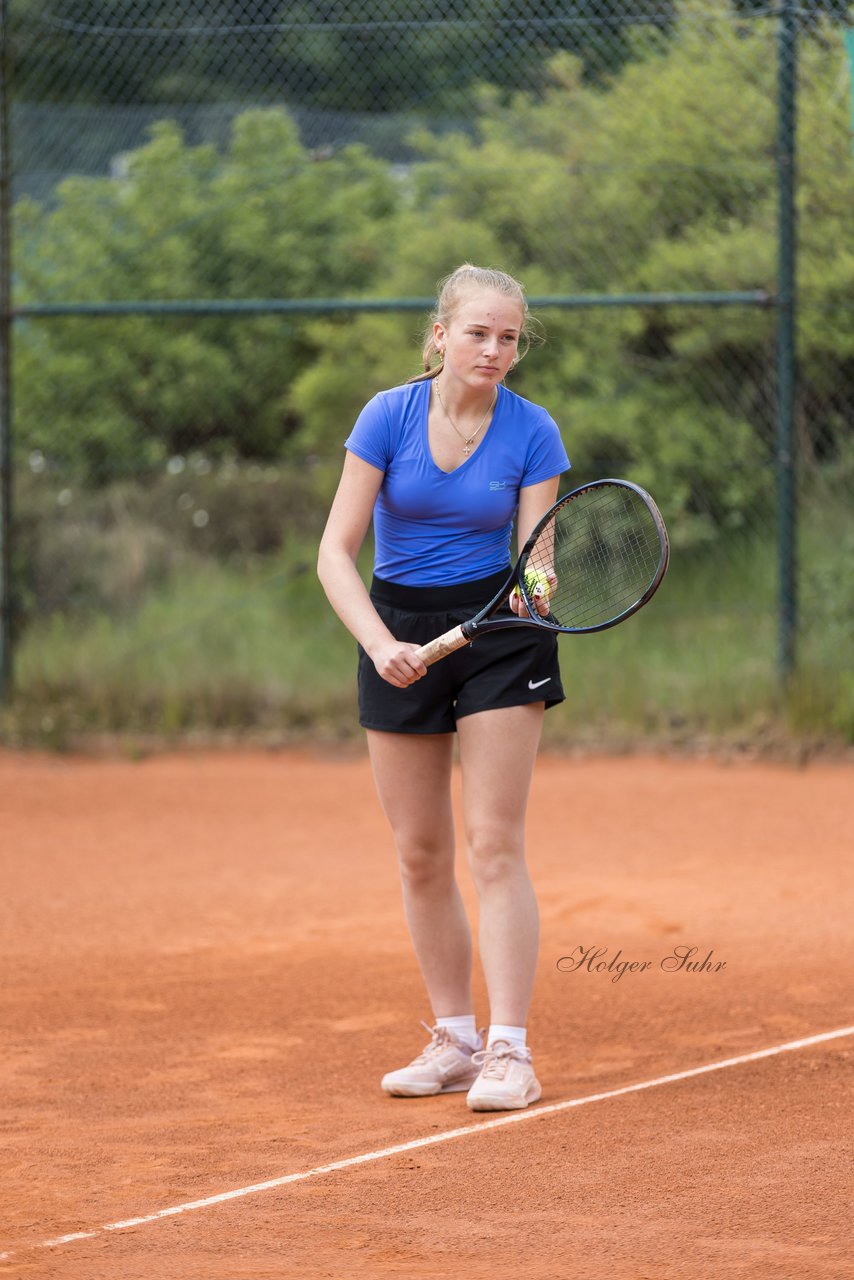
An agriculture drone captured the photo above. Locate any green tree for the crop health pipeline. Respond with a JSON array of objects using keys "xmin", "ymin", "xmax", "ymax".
[
  {"xmin": 291, "ymin": 1, "xmax": 854, "ymax": 542},
  {"xmin": 14, "ymin": 110, "xmax": 399, "ymax": 481},
  {"xmin": 10, "ymin": 0, "xmax": 680, "ymax": 110},
  {"xmin": 12, "ymin": 1, "xmax": 853, "ymax": 535}
]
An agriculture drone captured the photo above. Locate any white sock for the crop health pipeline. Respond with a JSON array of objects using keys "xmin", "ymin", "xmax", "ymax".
[
  {"xmin": 436, "ymin": 1015, "xmax": 481, "ymax": 1051},
  {"xmin": 487, "ymin": 1023, "xmax": 527, "ymax": 1050}
]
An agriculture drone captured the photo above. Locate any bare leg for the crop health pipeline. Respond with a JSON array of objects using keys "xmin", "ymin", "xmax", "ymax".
[
  {"xmin": 457, "ymin": 703, "xmax": 545, "ymax": 1028},
  {"xmin": 366, "ymin": 730, "xmax": 474, "ymax": 1018}
]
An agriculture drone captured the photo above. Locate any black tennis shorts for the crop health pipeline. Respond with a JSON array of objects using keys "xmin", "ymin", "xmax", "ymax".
[{"xmin": 357, "ymin": 570, "xmax": 565, "ymax": 735}]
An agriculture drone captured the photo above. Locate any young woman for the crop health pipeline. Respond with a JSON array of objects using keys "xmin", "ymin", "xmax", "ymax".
[{"xmin": 317, "ymin": 264, "xmax": 570, "ymax": 1111}]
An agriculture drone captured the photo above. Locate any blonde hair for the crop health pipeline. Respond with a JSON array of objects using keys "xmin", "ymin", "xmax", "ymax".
[{"xmin": 407, "ymin": 263, "xmax": 540, "ymax": 384}]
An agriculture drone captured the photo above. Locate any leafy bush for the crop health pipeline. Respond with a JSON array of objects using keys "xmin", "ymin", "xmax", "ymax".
[
  {"xmin": 291, "ymin": 7, "xmax": 853, "ymax": 541},
  {"xmin": 12, "ymin": 456, "xmax": 328, "ymax": 628},
  {"xmin": 14, "ymin": 111, "xmax": 399, "ymax": 481},
  {"xmin": 12, "ymin": 2, "xmax": 854, "ymax": 547}
]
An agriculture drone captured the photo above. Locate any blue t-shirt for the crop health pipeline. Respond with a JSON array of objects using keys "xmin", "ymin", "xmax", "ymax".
[{"xmin": 344, "ymin": 379, "xmax": 570, "ymax": 586}]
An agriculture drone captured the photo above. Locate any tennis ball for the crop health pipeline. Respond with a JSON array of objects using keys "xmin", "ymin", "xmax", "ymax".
[{"xmin": 524, "ymin": 570, "xmax": 552, "ymax": 602}]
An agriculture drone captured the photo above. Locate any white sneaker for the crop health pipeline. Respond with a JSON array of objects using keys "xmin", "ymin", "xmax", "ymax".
[
  {"xmin": 381, "ymin": 1022, "xmax": 481, "ymax": 1097},
  {"xmin": 466, "ymin": 1040, "xmax": 542, "ymax": 1111}
]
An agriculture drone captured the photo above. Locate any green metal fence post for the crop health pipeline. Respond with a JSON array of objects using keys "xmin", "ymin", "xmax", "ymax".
[
  {"xmin": 776, "ymin": 0, "xmax": 798, "ymax": 683},
  {"xmin": 0, "ymin": 0, "xmax": 12, "ymax": 702}
]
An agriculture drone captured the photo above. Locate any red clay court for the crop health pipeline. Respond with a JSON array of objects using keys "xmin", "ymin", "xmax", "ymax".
[{"xmin": 1, "ymin": 747, "xmax": 852, "ymax": 1278}]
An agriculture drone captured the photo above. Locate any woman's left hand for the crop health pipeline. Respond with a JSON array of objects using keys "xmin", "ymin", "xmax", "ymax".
[{"xmin": 509, "ymin": 573, "xmax": 557, "ymax": 619}]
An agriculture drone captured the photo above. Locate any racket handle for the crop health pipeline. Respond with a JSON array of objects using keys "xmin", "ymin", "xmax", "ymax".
[{"xmin": 415, "ymin": 625, "xmax": 469, "ymax": 668}]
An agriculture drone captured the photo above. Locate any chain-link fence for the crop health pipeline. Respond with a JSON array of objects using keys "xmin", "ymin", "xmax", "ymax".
[{"xmin": 1, "ymin": 1, "xmax": 852, "ymax": 745}]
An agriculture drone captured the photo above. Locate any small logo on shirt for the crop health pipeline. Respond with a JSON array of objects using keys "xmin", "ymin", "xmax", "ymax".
[
  {"xmin": 528, "ymin": 678, "xmax": 552, "ymax": 691},
  {"xmin": 488, "ymin": 480, "xmax": 507, "ymax": 491}
]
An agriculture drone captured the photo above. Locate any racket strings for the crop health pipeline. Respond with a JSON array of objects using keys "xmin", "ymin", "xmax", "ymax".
[{"xmin": 526, "ymin": 487, "xmax": 664, "ymax": 629}]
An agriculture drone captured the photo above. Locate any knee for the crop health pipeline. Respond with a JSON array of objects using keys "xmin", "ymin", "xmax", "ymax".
[
  {"xmin": 467, "ymin": 823, "xmax": 524, "ymax": 892},
  {"xmin": 396, "ymin": 833, "xmax": 454, "ymax": 892}
]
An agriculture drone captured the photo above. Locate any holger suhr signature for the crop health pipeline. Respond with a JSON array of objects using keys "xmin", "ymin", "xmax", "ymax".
[{"xmin": 557, "ymin": 944, "xmax": 726, "ymax": 983}]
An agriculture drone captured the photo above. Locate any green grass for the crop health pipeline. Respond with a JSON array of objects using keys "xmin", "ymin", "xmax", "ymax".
[
  {"xmin": 545, "ymin": 538, "xmax": 781, "ymax": 746},
  {"xmin": 3, "ymin": 520, "xmax": 851, "ymax": 753},
  {"xmin": 6, "ymin": 547, "xmax": 358, "ymax": 744}
]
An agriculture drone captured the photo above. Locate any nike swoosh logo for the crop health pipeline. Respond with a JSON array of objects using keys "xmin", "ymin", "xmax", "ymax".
[{"xmin": 528, "ymin": 678, "xmax": 552, "ymax": 690}]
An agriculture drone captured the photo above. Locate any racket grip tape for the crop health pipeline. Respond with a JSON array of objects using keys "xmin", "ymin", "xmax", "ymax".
[{"xmin": 414, "ymin": 625, "xmax": 469, "ymax": 668}]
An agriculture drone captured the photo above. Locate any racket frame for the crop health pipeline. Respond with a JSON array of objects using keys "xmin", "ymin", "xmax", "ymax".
[{"xmin": 414, "ymin": 478, "xmax": 670, "ymax": 668}]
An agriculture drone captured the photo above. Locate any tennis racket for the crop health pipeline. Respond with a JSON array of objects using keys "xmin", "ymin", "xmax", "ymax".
[{"xmin": 415, "ymin": 478, "xmax": 669, "ymax": 668}]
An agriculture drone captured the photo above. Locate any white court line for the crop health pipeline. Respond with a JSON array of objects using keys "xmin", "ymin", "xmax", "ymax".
[{"xmin": 3, "ymin": 1024, "xmax": 852, "ymax": 1261}]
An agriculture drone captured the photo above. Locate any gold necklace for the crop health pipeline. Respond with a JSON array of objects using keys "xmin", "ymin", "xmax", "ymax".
[{"xmin": 434, "ymin": 380, "xmax": 497, "ymax": 457}]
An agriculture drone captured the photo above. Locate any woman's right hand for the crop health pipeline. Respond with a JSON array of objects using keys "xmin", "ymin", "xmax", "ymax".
[{"xmin": 370, "ymin": 640, "xmax": 428, "ymax": 688}]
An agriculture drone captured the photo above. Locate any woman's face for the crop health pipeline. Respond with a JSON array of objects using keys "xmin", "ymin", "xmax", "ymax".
[{"xmin": 435, "ymin": 289, "xmax": 524, "ymax": 390}]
